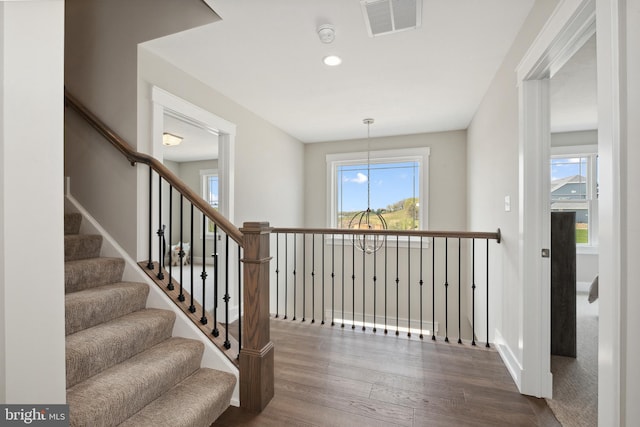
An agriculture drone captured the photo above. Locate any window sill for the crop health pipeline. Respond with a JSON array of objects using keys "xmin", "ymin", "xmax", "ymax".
[{"xmin": 577, "ymin": 245, "xmax": 598, "ymax": 255}]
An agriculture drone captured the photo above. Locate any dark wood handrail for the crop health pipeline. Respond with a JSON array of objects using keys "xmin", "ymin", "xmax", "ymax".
[
  {"xmin": 273, "ymin": 227, "xmax": 501, "ymax": 243},
  {"xmin": 64, "ymin": 89, "xmax": 243, "ymax": 245}
]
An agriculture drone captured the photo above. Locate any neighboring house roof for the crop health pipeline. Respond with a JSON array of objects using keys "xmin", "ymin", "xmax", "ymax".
[{"xmin": 551, "ymin": 174, "xmax": 586, "ymax": 194}]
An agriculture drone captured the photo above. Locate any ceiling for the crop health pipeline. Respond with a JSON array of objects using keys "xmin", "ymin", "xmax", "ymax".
[
  {"xmin": 550, "ymin": 34, "xmax": 597, "ymax": 133},
  {"xmin": 146, "ymin": 0, "xmax": 597, "ymax": 151},
  {"xmin": 162, "ymin": 114, "xmax": 219, "ymax": 162}
]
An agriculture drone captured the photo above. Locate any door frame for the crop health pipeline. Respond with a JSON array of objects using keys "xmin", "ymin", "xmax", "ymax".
[
  {"xmin": 516, "ymin": 0, "xmax": 596, "ymax": 399},
  {"xmin": 150, "ymin": 86, "xmax": 236, "ymax": 225}
]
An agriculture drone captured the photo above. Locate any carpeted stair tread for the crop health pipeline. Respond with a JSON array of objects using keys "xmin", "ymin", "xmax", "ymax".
[
  {"xmin": 65, "ymin": 257, "xmax": 125, "ymax": 293},
  {"xmin": 67, "ymin": 337, "xmax": 204, "ymax": 427},
  {"xmin": 65, "ymin": 282, "xmax": 150, "ymax": 335},
  {"xmin": 65, "ymin": 234, "xmax": 103, "ymax": 261},
  {"xmin": 66, "ymin": 308, "xmax": 176, "ymax": 388},
  {"xmin": 63, "ymin": 212, "xmax": 233, "ymax": 426},
  {"xmin": 65, "ymin": 213, "xmax": 82, "ymax": 235},
  {"xmin": 119, "ymin": 368, "xmax": 237, "ymax": 427}
]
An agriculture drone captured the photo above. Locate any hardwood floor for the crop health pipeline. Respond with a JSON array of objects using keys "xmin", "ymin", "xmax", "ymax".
[{"xmin": 213, "ymin": 318, "xmax": 560, "ymax": 427}]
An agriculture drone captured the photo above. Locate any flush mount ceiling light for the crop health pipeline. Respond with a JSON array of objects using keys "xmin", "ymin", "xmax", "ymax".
[
  {"xmin": 162, "ymin": 132, "xmax": 183, "ymax": 147},
  {"xmin": 323, "ymin": 55, "xmax": 342, "ymax": 66}
]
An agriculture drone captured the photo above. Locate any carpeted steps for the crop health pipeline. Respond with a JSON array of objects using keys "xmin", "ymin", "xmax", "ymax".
[{"xmin": 64, "ymin": 212, "xmax": 236, "ymax": 427}]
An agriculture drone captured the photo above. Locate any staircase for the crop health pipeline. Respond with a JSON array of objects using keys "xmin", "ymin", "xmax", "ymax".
[{"xmin": 64, "ymin": 212, "xmax": 236, "ymax": 427}]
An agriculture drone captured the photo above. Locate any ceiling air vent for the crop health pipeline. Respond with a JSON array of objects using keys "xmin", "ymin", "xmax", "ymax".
[{"xmin": 361, "ymin": 0, "xmax": 422, "ymax": 37}]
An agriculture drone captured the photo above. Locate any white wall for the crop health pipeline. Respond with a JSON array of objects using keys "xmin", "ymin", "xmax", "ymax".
[
  {"xmin": 64, "ymin": 0, "xmax": 218, "ymax": 257},
  {"xmin": 304, "ymin": 131, "xmax": 467, "ymax": 230},
  {"xmin": 551, "ymin": 129, "xmax": 597, "ymax": 146},
  {"xmin": 302, "ymin": 131, "xmax": 475, "ymax": 339},
  {"xmin": 466, "ymin": 0, "xmax": 559, "ymax": 380},
  {"xmin": 0, "ymin": 0, "xmax": 66, "ymax": 403},
  {"xmin": 138, "ymin": 48, "xmax": 305, "ymax": 231}
]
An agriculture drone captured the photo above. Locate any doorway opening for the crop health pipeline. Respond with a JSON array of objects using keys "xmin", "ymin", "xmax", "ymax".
[
  {"xmin": 547, "ymin": 32, "xmax": 599, "ymax": 424},
  {"xmin": 515, "ymin": 0, "xmax": 596, "ymax": 401},
  {"xmin": 149, "ymin": 86, "xmax": 240, "ymax": 323}
]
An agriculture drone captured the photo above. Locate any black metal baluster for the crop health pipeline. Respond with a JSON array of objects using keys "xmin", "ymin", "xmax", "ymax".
[
  {"xmin": 444, "ymin": 237, "xmax": 449, "ymax": 343},
  {"xmin": 458, "ymin": 238, "xmax": 462, "ymax": 344},
  {"xmin": 238, "ymin": 245, "xmax": 242, "ymax": 358},
  {"xmin": 321, "ymin": 233, "xmax": 325, "ymax": 325},
  {"xmin": 471, "ymin": 239, "xmax": 476, "ymax": 346},
  {"xmin": 167, "ymin": 186, "xmax": 174, "ymax": 291},
  {"xmin": 331, "ymin": 233, "xmax": 335, "ymax": 326},
  {"xmin": 147, "ymin": 167, "xmax": 154, "ymax": 270},
  {"xmin": 275, "ymin": 233, "xmax": 279, "ymax": 318},
  {"xmin": 223, "ymin": 235, "xmax": 231, "ymax": 349},
  {"xmin": 486, "ymin": 239, "xmax": 490, "ymax": 348},
  {"xmin": 212, "ymin": 224, "xmax": 219, "ymax": 337},
  {"xmin": 189, "ymin": 205, "xmax": 195, "ymax": 314},
  {"xmin": 419, "ymin": 237, "xmax": 424, "ymax": 339},
  {"xmin": 200, "ymin": 213, "xmax": 208, "ymax": 325},
  {"xmin": 293, "ymin": 233, "xmax": 297, "ymax": 321},
  {"xmin": 341, "ymin": 234, "xmax": 345, "ymax": 328},
  {"xmin": 395, "ymin": 235, "xmax": 400, "ymax": 336},
  {"xmin": 178, "ymin": 195, "xmax": 185, "ymax": 303},
  {"xmin": 362, "ymin": 236, "xmax": 366, "ymax": 331},
  {"xmin": 311, "ymin": 234, "xmax": 316, "ymax": 324},
  {"xmin": 302, "ymin": 233, "xmax": 306, "ymax": 322},
  {"xmin": 156, "ymin": 175, "xmax": 164, "ymax": 280},
  {"xmin": 407, "ymin": 236, "xmax": 411, "ymax": 337},
  {"xmin": 432, "ymin": 237, "xmax": 436, "ymax": 341},
  {"xmin": 373, "ymin": 237, "xmax": 377, "ymax": 333},
  {"xmin": 384, "ymin": 236, "xmax": 388, "ymax": 334},
  {"xmin": 352, "ymin": 237, "xmax": 355, "ymax": 329},
  {"xmin": 284, "ymin": 233, "xmax": 288, "ymax": 320}
]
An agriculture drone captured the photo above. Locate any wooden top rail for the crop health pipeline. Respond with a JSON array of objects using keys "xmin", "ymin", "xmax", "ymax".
[
  {"xmin": 272, "ymin": 227, "xmax": 501, "ymax": 243},
  {"xmin": 64, "ymin": 89, "xmax": 243, "ymax": 245}
]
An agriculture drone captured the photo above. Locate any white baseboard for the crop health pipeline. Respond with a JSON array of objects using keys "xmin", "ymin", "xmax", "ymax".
[
  {"xmin": 324, "ymin": 309, "xmax": 439, "ymax": 335},
  {"xmin": 494, "ymin": 328, "xmax": 523, "ymax": 389}
]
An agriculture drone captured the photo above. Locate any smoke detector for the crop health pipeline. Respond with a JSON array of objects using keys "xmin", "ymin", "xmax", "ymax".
[
  {"xmin": 317, "ymin": 24, "xmax": 336, "ymax": 43},
  {"xmin": 361, "ymin": 0, "xmax": 422, "ymax": 37}
]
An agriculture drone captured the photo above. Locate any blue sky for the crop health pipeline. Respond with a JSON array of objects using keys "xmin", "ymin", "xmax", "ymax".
[
  {"xmin": 550, "ymin": 156, "xmax": 587, "ymax": 181},
  {"xmin": 337, "ymin": 161, "xmax": 419, "ymax": 212}
]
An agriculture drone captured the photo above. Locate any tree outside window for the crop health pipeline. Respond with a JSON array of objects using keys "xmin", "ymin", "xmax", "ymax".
[
  {"xmin": 328, "ymin": 148, "xmax": 429, "ymax": 234},
  {"xmin": 337, "ymin": 161, "xmax": 421, "ymax": 230}
]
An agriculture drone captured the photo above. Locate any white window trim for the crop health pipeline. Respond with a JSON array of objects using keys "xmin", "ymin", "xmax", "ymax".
[
  {"xmin": 550, "ymin": 144, "xmax": 598, "ymax": 253},
  {"xmin": 326, "ymin": 147, "xmax": 430, "ymax": 247},
  {"xmin": 200, "ymin": 168, "xmax": 219, "ymax": 238}
]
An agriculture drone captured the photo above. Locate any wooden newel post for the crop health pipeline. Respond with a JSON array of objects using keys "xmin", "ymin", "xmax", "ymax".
[{"xmin": 239, "ymin": 222, "xmax": 274, "ymax": 412}]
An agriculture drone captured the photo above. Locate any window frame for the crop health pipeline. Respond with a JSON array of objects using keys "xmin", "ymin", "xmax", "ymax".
[
  {"xmin": 326, "ymin": 147, "xmax": 430, "ymax": 246},
  {"xmin": 550, "ymin": 144, "xmax": 598, "ymax": 253},
  {"xmin": 200, "ymin": 168, "xmax": 219, "ymax": 238}
]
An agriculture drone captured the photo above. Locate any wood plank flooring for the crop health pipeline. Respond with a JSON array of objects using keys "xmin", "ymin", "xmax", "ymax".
[{"xmin": 213, "ymin": 318, "xmax": 560, "ymax": 427}]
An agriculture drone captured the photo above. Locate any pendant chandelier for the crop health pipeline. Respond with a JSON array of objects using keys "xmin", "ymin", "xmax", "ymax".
[{"xmin": 348, "ymin": 118, "xmax": 387, "ymax": 254}]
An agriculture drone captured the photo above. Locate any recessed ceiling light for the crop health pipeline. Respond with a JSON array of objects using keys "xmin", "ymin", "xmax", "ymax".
[
  {"xmin": 323, "ymin": 55, "xmax": 342, "ymax": 66},
  {"xmin": 162, "ymin": 132, "xmax": 183, "ymax": 146}
]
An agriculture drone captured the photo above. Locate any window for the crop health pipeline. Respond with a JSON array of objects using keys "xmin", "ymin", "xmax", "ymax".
[
  {"xmin": 201, "ymin": 169, "xmax": 218, "ymax": 234},
  {"xmin": 550, "ymin": 147, "xmax": 598, "ymax": 247},
  {"xmin": 327, "ymin": 148, "xmax": 429, "ymax": 233}
]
